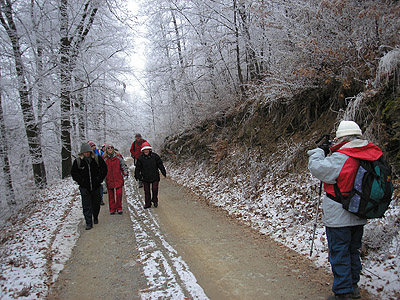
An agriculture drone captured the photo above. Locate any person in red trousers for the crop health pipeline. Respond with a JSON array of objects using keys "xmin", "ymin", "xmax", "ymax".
[{"xmin": 103, "ymin": 143, "xmax": 129, "ymax": 214}]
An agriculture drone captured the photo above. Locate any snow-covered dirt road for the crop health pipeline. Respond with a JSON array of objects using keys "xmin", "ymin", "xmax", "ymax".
[
  {"xmin": 150, "ymin": 179, "xmax": 335, "ymax": 300},
  {"xmin": 1, "ymin": 174, "xmax": 375, "ymax": 300},
  {"xmin": 48, "ymin": 176, "xmax": 373, "ymax": 300},
  {"xmin": 48, "ymin": 176, "xmax": 209, "ymax": 300}
]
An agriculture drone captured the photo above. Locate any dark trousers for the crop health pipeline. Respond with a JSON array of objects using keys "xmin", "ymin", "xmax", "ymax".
[
  {"xmin": 143, "ymin": 181, "xmax": 159, "ymax": 207},
  {"xmin": 326, "ymin": 225, "xmax": 364, "ymax": 295},
  {"xmin": 134, "ymin": 159, "xmax": 143, "ymax": 187},
  {"xmin": 79, "ymin": 187, "xmax": 101, "ymax": 226},
  {"xmin": 99, "ymin": 184, "xmax": 104, "ymax": 201}
]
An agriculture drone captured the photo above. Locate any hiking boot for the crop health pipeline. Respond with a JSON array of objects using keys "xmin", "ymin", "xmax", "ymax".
[
  {"xmin": 352, "ymin": 285, "xmax": 360, "ymax": 299},
  {"xmin": 327, "ymin": 293, "xmax": 352, "ymax": 300},
  {"xmin": 85, "ymin": 224, "xmax": 93, "ymax": 230}
]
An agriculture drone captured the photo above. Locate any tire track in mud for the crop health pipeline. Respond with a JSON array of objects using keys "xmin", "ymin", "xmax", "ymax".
[{"xmin": 125, "ymin": 176, "xmax": 209, "ymax": 300}]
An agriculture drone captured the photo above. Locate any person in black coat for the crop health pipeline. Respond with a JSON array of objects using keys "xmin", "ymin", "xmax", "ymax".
[
  {"xmin": 134, "ymin": 141, "xmax": 166, "ymax": 209},
  {"xmin": 71, "ymin": 142, "xmax": 107, "ymax": 230}
]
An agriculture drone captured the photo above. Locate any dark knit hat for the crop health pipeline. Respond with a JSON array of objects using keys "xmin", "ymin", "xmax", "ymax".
[{"xmin": 79, "ymin": 143, "xmax": 93, "ymax": 154}]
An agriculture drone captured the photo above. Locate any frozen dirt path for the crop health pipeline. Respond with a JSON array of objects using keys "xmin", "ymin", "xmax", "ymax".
[
  {"xmin": 49, "ymin": 175, "xmax": 208, "ymax": 300},
  {"xmin": 49, "ymin": 175, "xmax": 368, "ymax": 300},
  {"xmin": 152, "ymin": 178, "xmax": 334, "ymax": 300},
  {"xmin": 47, "ymin": 186, "xmax": 147, "ymax": 300}
]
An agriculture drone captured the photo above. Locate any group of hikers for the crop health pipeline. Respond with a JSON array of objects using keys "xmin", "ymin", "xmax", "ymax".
[
  {"xmin": 70, "ymin": 121, "xmax": 390, "ymax": 300},
  {"xmin": 70, "ymin": 133, "xmax": 166, "ymax": 231}
]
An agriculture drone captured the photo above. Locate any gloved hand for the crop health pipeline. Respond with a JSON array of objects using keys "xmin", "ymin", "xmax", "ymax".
[{"xmin": 318, "ymin": 143, "xmax": 330, "ymax": 157}]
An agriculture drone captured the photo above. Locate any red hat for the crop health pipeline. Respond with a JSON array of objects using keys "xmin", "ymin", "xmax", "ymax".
[
  {"xmin": 141, "ymin": 141, "xmax": 152, "ymax": 151},
  {"xmin": 88, "ymin": 140, "xmax": 96, "ymax": 147}
]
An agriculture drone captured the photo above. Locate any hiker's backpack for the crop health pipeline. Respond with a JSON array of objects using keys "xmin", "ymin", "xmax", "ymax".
[
  {"xmin": 76, "ymin": 155, "xmax": 99, "ymax": 169},
  {"xmin": 334, "ymin": 156, "xmax": 394, "ymax": 219}
]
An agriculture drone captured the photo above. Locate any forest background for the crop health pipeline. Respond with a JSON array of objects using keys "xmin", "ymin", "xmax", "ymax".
[{"xmin": 0, "ymin": 1, "xmax": 400, "ymax": 291}]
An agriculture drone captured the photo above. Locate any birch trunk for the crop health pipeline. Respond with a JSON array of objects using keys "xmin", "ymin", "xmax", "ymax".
[
  {"xmin": 0, "ymin": 69, "xmax": 16, "ymax": 204},
  {"xmin": 0, "ymin": 0, "xmax": 47, "ymax": 188}
]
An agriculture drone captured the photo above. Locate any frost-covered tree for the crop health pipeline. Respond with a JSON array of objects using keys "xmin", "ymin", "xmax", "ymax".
[
  {"xmin": 59, "ymin": 0, "xmax": 136, "ymax": 177},
  {"xmin": 139, "ymin": 0, "xmax": 400, "ymax": 138},
  {"xmin": 0, "ymin": 69, "xmax": 15, "ymax": 205},
  {"xmin": 0, "ymin": 0, "xmax": 47, "ymax": 187},
  {"xmin": 0, "ymin": 0, "xmax": 138, "ymax": 210},
  {"xmin": 141, "ymin": 0, "xmax": 245, "ymax": 135}
]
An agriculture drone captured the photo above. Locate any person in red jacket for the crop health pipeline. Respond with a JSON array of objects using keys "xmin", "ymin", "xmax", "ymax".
[
  {"xmin": 103, "ymin": 143, "xmax": 129, "ymax": 214},
  {"xmin": 130, "ymin": 133, "xmax": 147, "ymax": 188},
  {"xmin": 130, "ymin": 133, "xmax": 147, "ymax": 164},
  {"xmin": 308, "ymin": 121, "xmax": 382, "ymax": 300}
]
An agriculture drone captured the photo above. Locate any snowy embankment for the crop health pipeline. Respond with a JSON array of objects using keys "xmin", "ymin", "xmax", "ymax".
[
  {"xmin": 0, "ymin": 179, "xmax": 82, "ymax": 300},
  {"xmin": 166, "ymin": 161, "xmax": 400, "ymax": 300}
]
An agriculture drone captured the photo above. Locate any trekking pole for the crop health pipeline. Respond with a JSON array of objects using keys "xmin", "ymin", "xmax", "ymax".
[
  {"xmin": 309, "ymin": 134, "xmax": 331, "ymax": 257},
  {"xmin": 310, "ymin": 181, "xmax": 322, "ymax": 257}
]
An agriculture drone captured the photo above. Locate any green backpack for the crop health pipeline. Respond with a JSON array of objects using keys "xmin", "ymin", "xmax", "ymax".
[{"xmin": 334, "ymin": 156, "xmax": 394, "ymax": 219}]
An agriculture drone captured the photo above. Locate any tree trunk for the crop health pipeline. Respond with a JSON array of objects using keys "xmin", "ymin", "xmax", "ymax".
[
  {"xmin": 59, "ymin": 0, "xmax": 72, "ymax": 178},
  {"xmin": 102, "ymin": 94, "xmax": 106, "ymax": 143},
  {"xmin": 0, "ymin": 0, "xmax": 47, "ymax": 188},
  {"xmin": 31, "ymin": 0, "xmax": 47, "ymax": 183},
  {"xmin": 171, "ymin": 9, "xmax": 184, "ymax": 68},
  {"xmin": 0, "ymin": 69, "xmax": 16, "ymax": 204},
  {"xmin": 233, "ymin": 0, "xmax": 245, "ymax": 94},
  {"xmin": 238, "ymin": 0, "xmax": 260, "ymax": 81},
  {"xmin": 59, "ymin": 0, "xmax": 98, "ymax": 178},
  {"xmin": 170, "ymin": 7, "xmax": 198, "ymax": 121}
]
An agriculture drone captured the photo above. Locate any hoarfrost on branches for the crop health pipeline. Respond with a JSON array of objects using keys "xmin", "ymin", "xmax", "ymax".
[{"xmin": 374, "ymin": 48, "xmax": 400, "ymax": 88}]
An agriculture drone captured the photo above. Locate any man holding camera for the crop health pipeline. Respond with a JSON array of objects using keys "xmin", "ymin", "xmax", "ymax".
[{"xmin": 307, "ymin": 121, "xmax": 383, "ymax": 300}]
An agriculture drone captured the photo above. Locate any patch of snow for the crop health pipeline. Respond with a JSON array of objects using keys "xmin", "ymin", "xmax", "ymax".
[
  {"xmin": 125, "ymin": 176, "xmax": 209, "ymax": 300},
  {"xmin": 0, "ymin": 179, "xmax": 81, "ymax": 300}
]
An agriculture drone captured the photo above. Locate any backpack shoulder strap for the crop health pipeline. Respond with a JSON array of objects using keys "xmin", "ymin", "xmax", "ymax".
[
  {"xmin": 332, "ymin": 157, "xmax": 363, "ymax": 201},
  {"xmin": 77, "ymin": 156, "xmax": 99, "ymax": 167}
]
